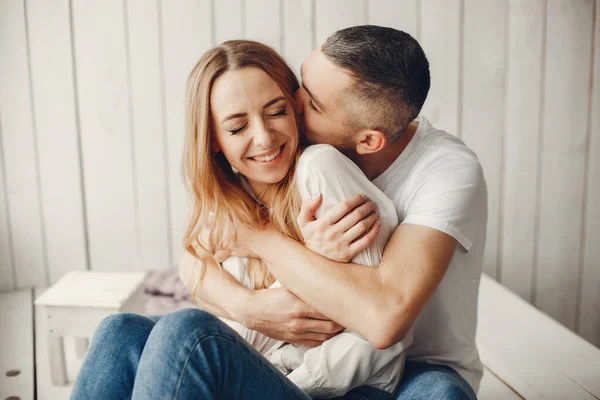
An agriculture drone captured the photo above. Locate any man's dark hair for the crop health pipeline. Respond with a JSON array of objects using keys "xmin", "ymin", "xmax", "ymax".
[{"xmin": 322, "ymin": 25, "xmax": 430, "ymax": 142}]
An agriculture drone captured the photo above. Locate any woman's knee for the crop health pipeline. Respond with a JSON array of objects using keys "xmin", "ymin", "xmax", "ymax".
[
  {"xmin": 94, "ymin": 312, "xmax": 150, "ymax": 339},
  {"xmin": 151, "ymin": 308, "xmax": 231, "ymax": 343}
]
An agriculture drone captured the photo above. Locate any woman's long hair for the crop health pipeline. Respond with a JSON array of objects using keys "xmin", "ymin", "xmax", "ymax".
[{"xmin": 182, "ymin": 40, "xmax": 304, "ymax": 292}]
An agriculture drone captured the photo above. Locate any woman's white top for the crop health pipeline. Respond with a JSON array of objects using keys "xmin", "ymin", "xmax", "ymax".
[{"xmin": 220, "ymin": 145, "xmax": 412, "ymax": 398}]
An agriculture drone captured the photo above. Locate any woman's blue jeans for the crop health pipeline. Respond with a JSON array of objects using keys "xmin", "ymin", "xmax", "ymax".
[{"xmin": 69, "ymin": 309, "xmax": 476, "ymax": 400}]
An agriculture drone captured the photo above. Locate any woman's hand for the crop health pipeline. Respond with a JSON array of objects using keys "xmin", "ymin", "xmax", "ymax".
[
  {"xmin": 240, "ymin": 287, "xmax": 345, "ymax": 347},
  {"xmin": 297, "ymin": 194, "xmax": 380, "ymax": 263}
]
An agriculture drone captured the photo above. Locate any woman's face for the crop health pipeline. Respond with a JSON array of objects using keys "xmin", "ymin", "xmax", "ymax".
[{"xmin": 210, "ymin": 67, "xmax": 298, "ymax": 194}]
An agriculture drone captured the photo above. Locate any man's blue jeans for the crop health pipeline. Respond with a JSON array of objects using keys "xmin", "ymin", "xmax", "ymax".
[{"xmin": 69, "ymin": 309, "xmax": 477, "ymax": 400}]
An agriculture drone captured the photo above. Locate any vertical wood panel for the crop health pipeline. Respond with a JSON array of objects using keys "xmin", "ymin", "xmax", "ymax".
[
  {"xmin": 461, "ymin": 0, "xmax": 507, "ymax": 280},
  {"xmin": 0, "ymin": 0, "xmax": 47, "ymax": 288},
  {"xmin": 315, "ymin": 0, "xmax": 366, "ymax": 47},
  {"xmin": 160, "ymin": 0, "xmax": 213, "ymax": 263},
  {"xmin": 245, "ymin": 0, "xmax": 282, "ymax": 53},
  {"xmin": 214, "ymin": 0, "xmax": 243, "ymax": 44},
  {"xmin": 368, "ymin": 0, "xmax": 418, "ymax": 39},
  {"xmin": 499, "ymin": 0, "xmax": 544, "ymax": 302},
  {"xmin": 536, "ymin": 0, "xmax": 594, "ymax": 329},
  {"xmin": 125, "ymin": 0, "xmax": 171, "ymax": 271},
  {"xmin": 283, "ymin": 0, "xmax": 313, "ymax": 75},
  {"xmin": 419, "ymin": 0, "xmax": 460, "ymax": 135},
  {"xmin": 578, "ymin": 0, "xmax": 599, "ymax": 347},
  {"xmin": 26, "ymin": 0, "xmax": 88, "ymax": 283},
  {"xmin": 0, "ymin": 125, "xmax": 13, "ymax": 291},
  {"xmin": 71, "ymin": 0, "xmax": 139, "ymax": 272}
]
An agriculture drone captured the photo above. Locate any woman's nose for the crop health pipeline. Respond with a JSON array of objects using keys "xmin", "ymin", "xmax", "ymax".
[{"xmin": 252, "ymin": 123, "xmax": 275, "ymax": 147}]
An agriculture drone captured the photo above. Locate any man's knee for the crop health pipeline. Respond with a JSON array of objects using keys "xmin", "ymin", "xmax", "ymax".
[{"xmin": 396, "ymin": 363, "xmax": 476, "ymax": 400}]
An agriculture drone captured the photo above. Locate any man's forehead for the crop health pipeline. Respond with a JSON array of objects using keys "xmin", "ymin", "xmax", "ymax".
[{"xmin": 301, "ymin": 50, "xmax": 353, "ymax": 105}]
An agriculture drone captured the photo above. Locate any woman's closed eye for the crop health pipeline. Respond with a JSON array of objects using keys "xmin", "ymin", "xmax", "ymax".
[
  {"xmin": 307, "ymin": 98, "xmax": 318, "ymax": 112},
  {"xmin": 228, "ymin": 124, "xmax": 246, "ymax": 135}
]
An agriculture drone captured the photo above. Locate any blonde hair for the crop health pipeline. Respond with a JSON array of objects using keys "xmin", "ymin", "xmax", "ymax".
[{"xmin": 182, "ymin": 40, "xmax": 304, "ymax": 293}]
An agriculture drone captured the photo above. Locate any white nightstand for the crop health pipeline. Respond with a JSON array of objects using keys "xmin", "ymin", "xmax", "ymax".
[{"xmin": 34, "ymin": 271, "xmax": 147, "ymax": 386}]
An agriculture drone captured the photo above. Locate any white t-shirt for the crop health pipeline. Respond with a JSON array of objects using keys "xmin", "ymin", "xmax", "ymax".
[{"xmin": 372, "ymin": 116, "xmax": 487, "ymax": 392}]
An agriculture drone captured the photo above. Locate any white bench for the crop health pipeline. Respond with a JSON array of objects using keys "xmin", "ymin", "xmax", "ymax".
[{"xmin": 1, "ymin": 274, "xmax": 599, "ymax": 399}]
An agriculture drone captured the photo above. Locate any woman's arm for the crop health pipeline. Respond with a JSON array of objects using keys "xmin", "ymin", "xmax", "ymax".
[{"xmin": 178, "ymin": 249, "xmax": 343, "ymax": 346}]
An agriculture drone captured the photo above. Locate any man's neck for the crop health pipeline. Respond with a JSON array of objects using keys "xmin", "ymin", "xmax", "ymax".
[{"xmin": 356, "ymin": 121, "xmax": 419, "ymax": 181}]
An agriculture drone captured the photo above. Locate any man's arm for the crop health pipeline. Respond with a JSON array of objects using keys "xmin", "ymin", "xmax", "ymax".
[
  {"xmin": 243, "ymin": 221, "xmax": 456, "ymax": 349},
  {"xmin": 178, "ymin": 248, "xmax": 344, "ymax": 346}
]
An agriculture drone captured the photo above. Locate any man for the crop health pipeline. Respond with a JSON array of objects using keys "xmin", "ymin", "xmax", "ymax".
[{"xmin": 183, "ymin": 25, "xmax": 486, "ymax": 399}]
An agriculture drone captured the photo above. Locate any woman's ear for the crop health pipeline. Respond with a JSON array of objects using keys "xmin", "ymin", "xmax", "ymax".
[{"xmin": 355, "ymin": 130, "xmax": 387, "ymax": 155}]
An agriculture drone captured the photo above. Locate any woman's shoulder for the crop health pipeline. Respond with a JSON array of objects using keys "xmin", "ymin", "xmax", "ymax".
[{"xmin": 299, "ymin": 144, "xmax": 350, "ymax": 167}]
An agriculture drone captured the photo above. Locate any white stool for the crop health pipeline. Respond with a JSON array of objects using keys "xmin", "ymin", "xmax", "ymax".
[{"xmin": 34, "ymin": 271, "xmax": 147, "ymax": 386}]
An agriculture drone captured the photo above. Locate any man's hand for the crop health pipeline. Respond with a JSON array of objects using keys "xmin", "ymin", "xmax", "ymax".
[
  {"xmin": 241, "ymin": 287, "xmax": 344, "ymax": 347},
  {"xmin": 297, "ymin": 194, "xmax": 380, "ymax": 262}
]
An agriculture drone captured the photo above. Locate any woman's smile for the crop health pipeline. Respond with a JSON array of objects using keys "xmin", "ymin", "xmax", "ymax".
[{"xmin": 247, "ymin": 143, "xmax": 286, "ymax": 167}]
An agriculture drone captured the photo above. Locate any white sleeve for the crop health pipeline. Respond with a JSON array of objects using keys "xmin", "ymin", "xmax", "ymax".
[
  {"xmin": 286, "ymin": 330, "xmax": 411, "ymax": 398},
  {"xmin": 287, "ymin": 145, "xmax": 408, "ymax": 397},
  {"xmin": 295, "ymin": 144, "xmax": 398, "ymax": 267},
  {"xmin": 402, "ymin": 156, "xmax": 486, "ymax": 251}
]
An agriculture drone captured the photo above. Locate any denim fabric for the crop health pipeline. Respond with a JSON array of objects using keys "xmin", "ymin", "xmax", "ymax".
[
  {"xmin": 70, "ymin": 309, "xmax": 474, "ymax": 400},
  {"xmin": 394, "ymin": 361, "xmax": 477, "ymax": 400}
]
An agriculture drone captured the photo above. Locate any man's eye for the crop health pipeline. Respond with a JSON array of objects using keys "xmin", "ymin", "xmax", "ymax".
[
  {"xmin": 229, "ymin": 125, "xmax": 246, "ymax": 135},
  {"xmin": 308, "ymin": 98, "xmax": 318, "ymax": 111}
]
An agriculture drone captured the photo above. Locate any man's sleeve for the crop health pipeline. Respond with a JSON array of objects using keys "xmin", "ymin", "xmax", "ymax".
[{"xmin": 402, "ymin": 157, "xmax": 486, "ymax": 252}]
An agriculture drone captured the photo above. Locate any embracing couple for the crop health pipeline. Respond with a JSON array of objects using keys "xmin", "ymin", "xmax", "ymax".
[{"xmin": 70, "ymin": 25, "xmax": 487, "ymax": 400}]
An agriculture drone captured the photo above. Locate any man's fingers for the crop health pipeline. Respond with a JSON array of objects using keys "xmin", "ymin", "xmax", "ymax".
[
  {"xmin": 343, "ymin": 213, "xmax": 379, "ymax": 243},
  {"xmin": 348, "ymin": 219, "xmax": 381, "ymax": 257},
  {"xmin": 321, "ymin": 194, "xmax": 369, "ymax": 225},
  {"xmin": 297, "ymin": 194, "xmax": 323, "ymax": 227},
  {"xmin": 337, "ymin": 201, "xmax": 378, "ymax": 233}
]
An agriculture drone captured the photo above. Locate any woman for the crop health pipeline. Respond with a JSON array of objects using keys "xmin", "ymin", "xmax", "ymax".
[{"xmin": 70, "ymin": 40, "xmax": 409, "ymax": 400}]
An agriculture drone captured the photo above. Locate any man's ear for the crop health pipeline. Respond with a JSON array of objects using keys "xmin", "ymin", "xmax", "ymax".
[{"xmin": 355, "ymin": 130, "xmax": 387, "ymax": 155}]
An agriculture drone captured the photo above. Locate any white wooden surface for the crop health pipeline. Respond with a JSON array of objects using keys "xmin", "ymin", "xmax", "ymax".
[
  {"xmin": 500, "ymin": 0, "xmax": 544, "ymax": 303},
  {"xmin": 160, "ymin": 0, "xmax": 212, "ymax": 260},
  {"xmin": 35, "ymin": 288, "xmax": 79, "ymax": 400},
  {"xmin": 0, "ymin": 0, "xmax": 47, "ymax": 288},
  {"xmin": 536, "ymin": 0, "xmax": 594, "ymax": 330},
  {"xmin": 71, "ymin": 0, "xmax": 140, "ymax": 272},
  {"xmin": 579, "ymin": 0, "xmax": 600, "ymax": 347},
  {"xmin": 419, "ymin": 0, "xmax": 460, "ymax": 136},
  {"xmin": 477, "ymin": 274, "xmax": 600, "ymax": 399},
  {"xmin": 25, "ymin": 0, "xmax": 88, "ymax": 284},
  {"xmin": 0, "ymin": 0, "xmax": 599, "ymax": 349},
  {"xmin": 0, "ymin": 289, "xmax": 34, "ymax": 400},
  {"xmin": 461, "ymin": 0, "xmax": 507, "ymax": 279},
  {"xmin": 125, "ymin": 0, "xmax": 172, "ymax": 271}
]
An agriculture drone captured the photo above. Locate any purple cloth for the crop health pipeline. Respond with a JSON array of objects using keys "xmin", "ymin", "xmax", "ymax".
[{"xmin": 144, "ymin": 266, "xmax": 195, "ymax": 315}]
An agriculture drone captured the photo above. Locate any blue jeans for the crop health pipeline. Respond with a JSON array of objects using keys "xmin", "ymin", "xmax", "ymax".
[{"xmin": 70, "ymin": 309, "xmax": 476, "ymax": 400}]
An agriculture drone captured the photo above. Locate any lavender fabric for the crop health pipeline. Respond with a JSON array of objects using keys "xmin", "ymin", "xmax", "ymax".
[{"xmin": 143, "ymin": 266, "xmax": 195, "ymax": 315}]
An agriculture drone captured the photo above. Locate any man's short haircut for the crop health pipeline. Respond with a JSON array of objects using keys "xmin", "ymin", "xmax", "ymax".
[{"xmin": 322, "ymin": 25, "xmax": 430, "ymax": 143}]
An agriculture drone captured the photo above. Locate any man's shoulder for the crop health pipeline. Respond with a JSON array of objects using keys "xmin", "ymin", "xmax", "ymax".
[{"xmin": 403, "ymin": 119, "xmax": 481, "ymax": 181}]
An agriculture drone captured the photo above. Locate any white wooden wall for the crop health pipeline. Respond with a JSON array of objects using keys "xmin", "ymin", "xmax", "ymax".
[{"xmin": 0, "ymin": 0, "xmax": 598, "ymax": 347}]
